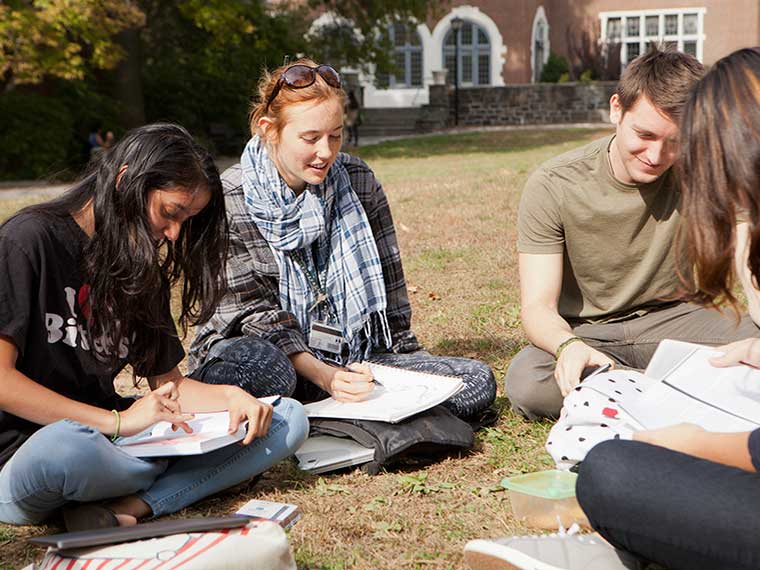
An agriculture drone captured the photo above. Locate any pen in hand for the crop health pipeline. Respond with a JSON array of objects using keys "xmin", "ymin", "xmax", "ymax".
[
  {"xmin": 325, "ymin": 359, "xmax": 383, "ymax": 387},
  {"xmin": 582, "ymin": 363, "xmax": 612, "ymax": 381}
]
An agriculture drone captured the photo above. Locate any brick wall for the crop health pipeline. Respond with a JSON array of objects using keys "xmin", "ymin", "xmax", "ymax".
[{"xmin": 418, "ymin": 81, "xmax": 617, "ymax": 131}]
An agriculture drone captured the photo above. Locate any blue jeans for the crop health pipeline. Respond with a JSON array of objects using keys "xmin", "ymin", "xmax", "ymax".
[
  {"xmin": 0, "ymin": 398, "xmax": 308, "ymax": 525},
  {"xmin": 201, "ymin": 336, "xmax": 496, "ymax": 418},
  {"xmin": 577, "ymin": 440, "xmax": 760, "ymax": 570}
]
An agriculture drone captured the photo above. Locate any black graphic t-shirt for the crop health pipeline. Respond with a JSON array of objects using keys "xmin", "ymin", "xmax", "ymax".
[{"xmin": 0, "ymin": 211, "xmax": 184, "ymax": 466}]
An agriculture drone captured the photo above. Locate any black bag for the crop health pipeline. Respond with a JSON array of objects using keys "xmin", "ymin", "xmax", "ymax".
[{"xmin": 309, "ymin": 405, "xmax": 474, "ymax": 475}]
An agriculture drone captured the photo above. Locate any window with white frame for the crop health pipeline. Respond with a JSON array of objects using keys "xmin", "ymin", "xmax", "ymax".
[
  {"xmin": 533, "ymin": 16, "xmax": 549, "ymax": 82},
  {"xmin": 443, "ymin": 21, "xmax": 491, "ymax": 86},
  {"xmin": 599, "ymin": 8, "xmax": 705, "ymax": 66},
  {"xmin": 377, "ymin": 22, "xmax": 423, "ymax": 89}
]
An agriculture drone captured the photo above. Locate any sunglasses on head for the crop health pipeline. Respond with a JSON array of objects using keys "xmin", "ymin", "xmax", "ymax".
[{"xmin": 265, "ymin": 64, "xmax": 342, "ymax": 112}]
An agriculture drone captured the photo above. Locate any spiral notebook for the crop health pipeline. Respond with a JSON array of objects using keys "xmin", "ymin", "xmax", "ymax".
[{"xmin": 302, "ymin": 363, "xmax": 463, "ymax": 423}]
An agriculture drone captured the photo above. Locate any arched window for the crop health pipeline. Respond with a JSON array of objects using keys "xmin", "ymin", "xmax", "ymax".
[
  {"xmin": 532, "ymin": 10, "xmax": 549, "ymax": 82},
  {"xmin": 443, "ymin": 21, "xmax": 491, "ymax": 86},
  {"xmin": 378, "ymin": 22, "xmax": 423, "ymax": 89}
]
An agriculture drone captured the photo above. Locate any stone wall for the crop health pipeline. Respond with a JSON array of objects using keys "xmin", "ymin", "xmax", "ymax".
[{"xmin": 418, "ymin": 81, "xmax": 617, "ymax": 131}]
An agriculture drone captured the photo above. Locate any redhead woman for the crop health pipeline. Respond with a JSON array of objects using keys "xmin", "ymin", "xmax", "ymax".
[
  {"xmin": 0, "ymin": 123, "xmax": 308, "ymax": 531},
  {"xmin": 190, "ymin": 60, "xmax": 496, "ymax": 420}
]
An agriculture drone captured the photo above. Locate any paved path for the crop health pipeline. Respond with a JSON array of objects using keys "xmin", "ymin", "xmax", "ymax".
[{"xmin": 0, "ymin": 182, "xmax": 69, "ymax": 202}]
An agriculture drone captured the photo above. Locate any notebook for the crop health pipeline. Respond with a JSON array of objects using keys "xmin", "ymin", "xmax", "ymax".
[
  {"xmin": 295, "ymin": 434, "xmax": 375, "ymax": 473},
  {"xmin": 303, "ymin": 363, "xmax": 463, "ymax": 423},
  {"xmin": 115, "ymin": 396, "xmax": 281, "ymax": 457},
  {"xmin": 624, "ymin": 340, "xmax": 760, "ymax": 432}
]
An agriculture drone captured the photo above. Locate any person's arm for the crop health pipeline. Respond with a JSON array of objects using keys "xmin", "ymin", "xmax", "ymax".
[
  {"xmin": 149, "ymin": 367, "xmax": 274, "ymax": 444},
  {"xmin": 734, "ymin": 222, "xmax": 760, "ymax": 325},
  {"xmin": 0, "ymin": 335, "xmax": 118, "ymax": 432},
  {"xmin": 0, "ymin": 335, "xmax": 191, "ymax": 438},
  {"xmin": 634, "ymin": 423, "xmax": 754, "ymax": 472},
  {"xmin": 519, "ymin": 253, "xmax": 614, "ymax": 396},
  {"xmin": 289, "ymin": 352, "xmax": 374, "ymax": 402}
]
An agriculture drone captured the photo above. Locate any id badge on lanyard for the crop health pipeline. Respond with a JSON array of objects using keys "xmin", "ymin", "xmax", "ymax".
[
  {"xmin": 293, "ymin": 242, "xmax": 344, "ymax": 355},
  {"xmin": 309, "ymin": 320, "xmax": 343, "ymax": 354}
]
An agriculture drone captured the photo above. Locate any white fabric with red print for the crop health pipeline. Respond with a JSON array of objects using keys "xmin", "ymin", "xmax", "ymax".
[{"xmin": 546, "ymin": 369, "xmax": 656, "ymax": 470}]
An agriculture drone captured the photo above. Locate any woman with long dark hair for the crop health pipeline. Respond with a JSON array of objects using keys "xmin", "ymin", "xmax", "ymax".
[
  {"xmin": 188, "ymin": 59, "xmax": 496, "ymax": 421},
  {"xmin": 0, "ymin": 123, "xmax": 308, "ymax": 531},
  {"xmin": 464, "ymin": 47, "xmax": 760, "ymax": 570}
]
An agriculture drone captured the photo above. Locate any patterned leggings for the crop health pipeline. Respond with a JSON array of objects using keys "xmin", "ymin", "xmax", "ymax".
[{"xmin": 195, "ymin": 336, "xmax": 496, "ymax": 419}]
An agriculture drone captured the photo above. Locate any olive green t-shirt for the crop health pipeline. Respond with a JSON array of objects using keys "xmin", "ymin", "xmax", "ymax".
[{"xmin": 517, "ymin": 135, "xmax": 681, "ymax": 323}]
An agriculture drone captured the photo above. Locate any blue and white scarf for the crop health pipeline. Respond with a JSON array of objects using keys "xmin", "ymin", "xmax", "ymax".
[{"xmin": 241, "ymin": 136, "xmax": 391, "ymax": 362}]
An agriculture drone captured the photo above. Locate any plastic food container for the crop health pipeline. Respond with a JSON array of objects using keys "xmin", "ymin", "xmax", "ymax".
[{"xmin": 501, "ymin": 469, "xmax": 590, "ymax": 529}]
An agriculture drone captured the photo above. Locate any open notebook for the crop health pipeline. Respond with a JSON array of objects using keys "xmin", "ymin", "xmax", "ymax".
[
  {"xmin": 115, "ymin": 396, "xmax": 281, "ymax": 457},
  {"xmin": 303, "ymin": 363, "xmax": 463, "ymax": 423},
  {"xmin": 624, "ymin": 340, "xmax": 760, "ymax": 432}
]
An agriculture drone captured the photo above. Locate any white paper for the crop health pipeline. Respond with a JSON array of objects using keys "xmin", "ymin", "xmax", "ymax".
[
  {"xmin": 303, "ymin": 363, "xmax": 463, "ymax": 423},
  {"xmin": 628, "ymin": 342, "xmax": 760, "ymax": 431}
]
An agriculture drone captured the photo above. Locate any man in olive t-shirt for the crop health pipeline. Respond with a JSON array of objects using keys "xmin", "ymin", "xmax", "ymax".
[{"xmin": 506, "ymin": 48, "xmax": 760, "ymax": 420}]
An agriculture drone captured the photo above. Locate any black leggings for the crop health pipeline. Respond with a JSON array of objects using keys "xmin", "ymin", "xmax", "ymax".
[
  {"xmin": 577, "ymin": 439, "xmax": 760, "ymax": 570},
  {"xmin": 194, "ymin": 336, "xmax": 496, "ymax": 418}
]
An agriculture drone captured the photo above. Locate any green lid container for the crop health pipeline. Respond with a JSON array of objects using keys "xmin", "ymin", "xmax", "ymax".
[{"xmin": 501, "ymin": 469, "xmax": 578, "ymax": 500}]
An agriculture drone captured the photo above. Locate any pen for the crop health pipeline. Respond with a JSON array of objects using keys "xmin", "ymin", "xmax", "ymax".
[
  {"xmin": 323, "ymin": 358, "xmax": 383, "ymax": 387},
  {"xmin": 584, "ymin": 363, "xmax": 612, "ymax": 381}
]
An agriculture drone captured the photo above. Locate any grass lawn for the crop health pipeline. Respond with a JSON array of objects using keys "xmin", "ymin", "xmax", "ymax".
[{"xmin": 0, "ymin": 127, "xmax": 610, "ymax": 569}]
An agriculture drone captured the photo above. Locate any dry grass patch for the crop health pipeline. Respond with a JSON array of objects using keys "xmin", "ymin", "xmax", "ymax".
[{"xmin": 0, "ymin": 128, "xmax": 608, "ymax": 569}]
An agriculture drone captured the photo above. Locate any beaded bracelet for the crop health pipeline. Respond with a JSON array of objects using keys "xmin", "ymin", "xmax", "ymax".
[
  {"xmin": 555, "ymin": 336, "xmax": 584, "ymax": 360},
  {"xmin": 110, "ymin": 409, "xmax": 121, "ymax": 442}
]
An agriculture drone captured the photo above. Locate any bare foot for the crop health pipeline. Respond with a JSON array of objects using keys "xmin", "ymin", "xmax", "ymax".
[{"xmin": 115, "ymin": 513, "xmax": 138, "ymax": 527}]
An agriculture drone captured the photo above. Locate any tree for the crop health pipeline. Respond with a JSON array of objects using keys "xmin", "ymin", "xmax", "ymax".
[
  {"xmin": 137, "ymin": 0, "xmax": 307, "ymax": 150},
  {"xmin": 306, "ymin": 0, "xmax": 441, "ymax": 78},
  {"xmin": 0, "ymin": 0, "xmax": 144, "ymax": 92}
]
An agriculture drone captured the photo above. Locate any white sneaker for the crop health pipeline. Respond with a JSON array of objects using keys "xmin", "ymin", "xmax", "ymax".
[{"xmin": 463, "ymin": 526, "xmax": 630, "ymax": 570}]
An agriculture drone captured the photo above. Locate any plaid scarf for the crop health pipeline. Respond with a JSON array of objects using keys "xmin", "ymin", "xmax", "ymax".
[{"xmin": 241, "ymin": 136, "xmax": 391, "ymax": 362}]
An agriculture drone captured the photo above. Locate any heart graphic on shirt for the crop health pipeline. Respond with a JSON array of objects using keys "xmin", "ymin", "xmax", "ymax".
[
  {"xmin": 602, "ymin": 407, "xmax": 618, "ymax": 418},
  {"xmin": 78, "ymin": 284, "xmax": 92, "ymax": 321}
]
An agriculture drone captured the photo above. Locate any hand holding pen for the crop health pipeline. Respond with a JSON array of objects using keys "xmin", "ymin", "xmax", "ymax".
[{"xmin": 326, "ymin": 360, "xmax": 381, "ymax": 402}]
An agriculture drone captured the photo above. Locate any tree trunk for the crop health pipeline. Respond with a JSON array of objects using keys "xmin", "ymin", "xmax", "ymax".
[{"xmin": 111, "ymin": 27, "xmax": 145, "ymax": 128}]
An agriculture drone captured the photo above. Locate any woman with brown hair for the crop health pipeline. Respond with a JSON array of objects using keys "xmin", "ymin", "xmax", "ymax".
[
  {"xmin": 189, "ymin": 59, "xmax": 496, "ymax": 421},
  {"xmin": 465, "ymin": 46, "xmax": 760, "ymax": 570}
]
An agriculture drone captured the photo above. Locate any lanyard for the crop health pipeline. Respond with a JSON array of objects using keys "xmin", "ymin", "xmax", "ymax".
[{"xmin": 289, "ymin": 190, "xmax": 338, "ymax": 321}]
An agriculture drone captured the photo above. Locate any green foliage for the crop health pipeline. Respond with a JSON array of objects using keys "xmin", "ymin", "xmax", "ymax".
[
  {"xmin": 579, "ymin": 69, "xmax": 594, "ymax": 84},
  {"xmin": 314, "ymin": 477, "xmax": 350, "ymax": 496},
  {"xmin": 396, "ymin": 473, "xmax": 456, "ymax": 495},
  {"xmin": 1, "ymin": 0, "xmax": 448, "ymax": 179},
  {"xmin": 139, "ymin": 0, "xmax": 307, "ymax": 154},
  {"xmin": 0, "ymin": 0, "xmax": 144, "ymax": 89},
  {"xmin": 0, "ymin": 77, "xmax": 122, "ymax": 179},
  {"xmin": 0, "ymin": 91, "xmax": 74, "ymax": 180},
  {"xmin": 539, "ymin": 52, "xmax": 569, "ymax": 83}
]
